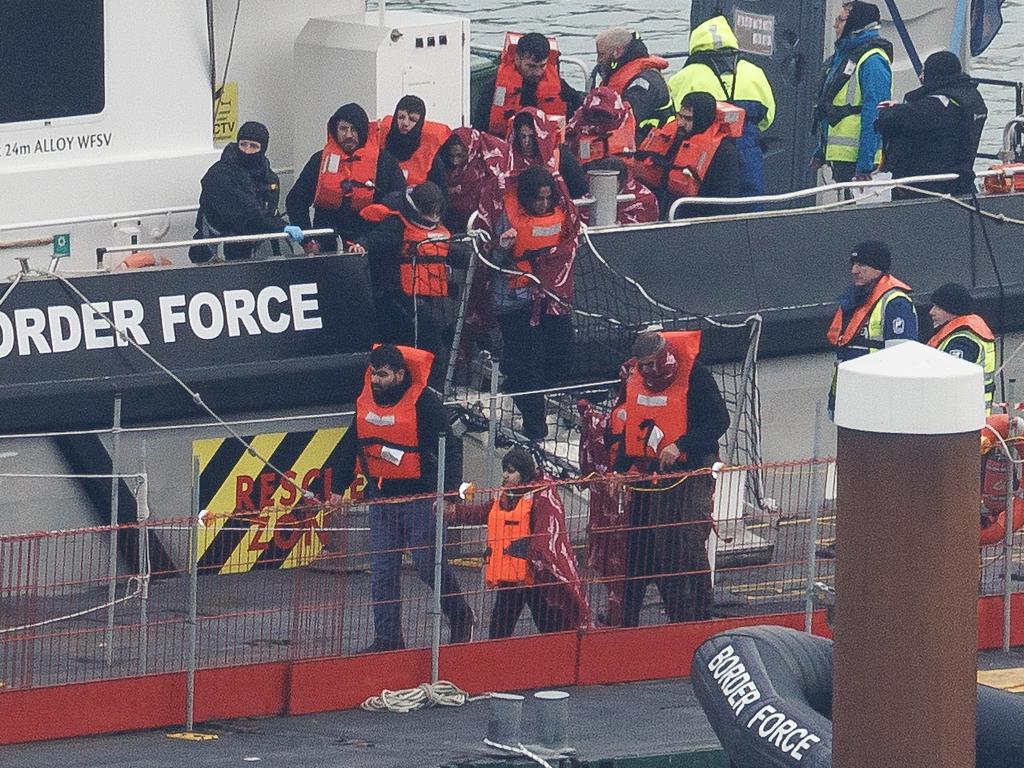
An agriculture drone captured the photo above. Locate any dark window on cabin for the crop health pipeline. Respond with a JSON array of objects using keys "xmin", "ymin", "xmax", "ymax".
[{"xmin": 0, "ymin": 0, "xmax": 105, "ymax": 124}]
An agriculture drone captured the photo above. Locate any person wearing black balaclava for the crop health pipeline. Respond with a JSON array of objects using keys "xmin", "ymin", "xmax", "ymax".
[
  {"xmin": 634, "ymin": 90, "xmax": 741, "ymax": 218},
  {"xmin": 286, "ymin": 103, "xmax": 406, "ymax": 252},
  {"xmin": 876, "ymin": 50, "xmax": 988, "ymax": 199},
  {"xmin": 192, "ymin": 121, "xmax": 303, "ymax": 262}
]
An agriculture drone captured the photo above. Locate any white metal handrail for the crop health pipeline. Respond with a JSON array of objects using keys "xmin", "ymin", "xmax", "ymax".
[
  {"xmin": 96, "ymin": 228, "xmax": 336, "ymax": 257},
  {"xmin": 0, "ymin": 205, "xmax": 200, "ymax": 234}
]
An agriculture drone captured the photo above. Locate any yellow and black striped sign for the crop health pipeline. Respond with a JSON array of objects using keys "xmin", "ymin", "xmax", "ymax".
[{"xmin": 192, "ymin": 428, "xmax": 364, "ymax": 575}]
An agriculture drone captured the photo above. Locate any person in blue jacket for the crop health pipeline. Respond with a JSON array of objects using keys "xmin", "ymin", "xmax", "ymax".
[{"xmin": 811, "ymin": 1, "xmax": 893, "ymax": 188}]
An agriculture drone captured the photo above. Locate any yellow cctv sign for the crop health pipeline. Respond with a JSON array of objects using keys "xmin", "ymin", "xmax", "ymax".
[{"xmin": 214, "ymin": 81, "xmax": 239, "ymax": 144}]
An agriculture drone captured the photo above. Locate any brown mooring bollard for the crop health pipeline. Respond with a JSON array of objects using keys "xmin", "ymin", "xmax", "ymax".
[{"xmin": 833, "ymin": 341, "xmax": 984, "ymax": 768}]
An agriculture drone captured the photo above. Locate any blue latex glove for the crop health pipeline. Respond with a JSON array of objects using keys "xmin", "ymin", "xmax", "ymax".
[{"xmin": 283, "ymin": 225, "xmax": 303, "ymax": 243}]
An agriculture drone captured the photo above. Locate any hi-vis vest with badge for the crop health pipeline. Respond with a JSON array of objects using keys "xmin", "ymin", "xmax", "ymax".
[
  {"xmin": 355, "ymin": 346, "xmax": 433, "ymax": 480},
  {"xmin": 824, "ymin": 44, "xmax": 891, "ymax": 165},
  {"xmin": 928, "ymin": 314, "xmax": 996, "ymax": 413},
  {"xmin": 621, "ymin": 330, "xmax": 701, "ymax": 462},
  {"xmin": 485, "ymin": 491, "xmax": 534, "ymax": 587},
  {"xmin": 826, "ymin": 274, "xmax": 912, "ymax": 353}
]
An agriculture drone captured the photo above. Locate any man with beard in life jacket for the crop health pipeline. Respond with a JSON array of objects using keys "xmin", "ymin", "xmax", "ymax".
[
  {"xmin": 811, "ymin": 1, "xmax": 892, "ymax": 188},
  {"xmin": 875, "ymin": 51, "xmax": 988, "ymax": 199},
  {"xmin": 611, "ymin": 329, "xmax": 729, "ymax": 626},
  {"xmin": 827, "ymin": 240, "xmax": 918, "ymax": 419},
  {"xmin": 633, "ymin": 91, "xmax": 742, "ymax": 218},
  {"xmin": 448, "ymin": 447, "xmax": 589, "ymax": 638},
  {"xmin": 594, "ymin": 28, "xmax": 674, "ymax": 143},
  {"xmin": 286, "ymin": 103, "xmax": 406, "ymax": 254},
  {"xmin": 474, "ymin": 32, "xmax": 583, "ymax": 139},
  {"xmin": 490, "ymin": 165, "xmax": 580, "ymax": 441},
  {"xmin": 668, "ymin": 15, "xmax": 776, "ymax": 199},
  {"xmin": 926, "ymin": 282, "xmax": 996, "ymax": 413},
  {"xmin": 376, "ymin": 94, "xmax": 452, "ymax": 188},
  {"xmin": 331, "ymin": 343, "xmax": 475, "ymax": 653},
  {"xmin": 359, "ymin": 182, "xmax": 452, "ymax": 389},
  {"xmin": 191, "ymin": 121, "xmax": 303, "ymax": 262}
]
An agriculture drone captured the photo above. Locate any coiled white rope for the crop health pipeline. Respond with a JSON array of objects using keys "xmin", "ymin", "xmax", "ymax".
[{"xmin": 360, "ymin": 679, "xmax": 489, "ymax": 713}]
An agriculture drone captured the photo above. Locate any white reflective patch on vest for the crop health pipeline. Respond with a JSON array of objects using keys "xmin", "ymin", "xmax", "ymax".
[
  {"xmin": 628, "ymin": 78, "xmax": 651, "ymax": 91},
  {"xmin": 892, "ymin": 317, "xmax": 905, "ymax": 335},
  {"xmin": 647, "ymin": 425, "xmax": 665, "ymax": 453},
  {"xmin": 326, "ymin": 153, "xmax": 341, "ymax": 174},
  {"xmin": 929, "ymin": 94, "xmax": 951, "ymax": 108},
  {"xmin": 364, "ymin": 411, "xmax": 396, "ymax": 426},
  {"xmin": 494, "ymin": 86, "xmax": 507, "ymax": 107},
  {"xmin": 636, "ymin": 394, "xmax": 668, "ymax": 407},
  {"xmin": 379, "ymin": 446, "xmax": 405, "ymax": 466},
  {"xmin": 580, "ymin": 139, "xmax": 593, "ymax": 160},
  {"xmin": 843, "ymin": 60, "xmax": 856, "ymax": 76},
  {"xmin": 531, "ymin": 223, "xmax": 562, "ymax": 237}
]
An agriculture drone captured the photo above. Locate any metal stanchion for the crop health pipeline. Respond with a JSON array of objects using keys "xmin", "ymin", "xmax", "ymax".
[
  {"xmin": 186, "ymin": 456, "xmax": 201, "ymax": 731},
  {"xmin": 444, "ymin": 239, "xmax": 480, "ymax": 399},
  {"xmin": 104, "ymin": 394, "xmax": 122, "ymax": 667},
  {"xmin": 1004, "ymin": 381, "xmax": 1017, "ymax": 653},
  {"xmin": 137, "ymin": 439, "xmax": 150, "ymax": 674},
  {"xmin": 804, "ymin": 399, "xmax": 824, "ymax": 633},
  {"xmin": 486, "ymin": 355, "xmax": 500, "ymax": 489},
  {"xmin": 431, "ymin": 433, "xmax": 447, "ymax": 684}
]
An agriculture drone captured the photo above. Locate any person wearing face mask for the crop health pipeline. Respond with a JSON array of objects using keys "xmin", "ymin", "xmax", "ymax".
[
  {"xmin": 633, "ymin": 91, "xmax": 743, "ymax": 217},
  {"xmin": 875, "ymin": 51, "xmax": 988, "ymax": 199},
  {"xmin": 359, "ymin": 181, "xmax": 453, "ymax": 388},
  {"xmin": 191, "ymin": 121, "xmax": 301, "ymax": 262},
  {"xmin": 377, "ymin": 95, "xmax": 452, "ymax": 188},
  {"xmin": 612, "ymin": 329, "xmax": 729, "ymax": 626},
  {"xmin": 286, "ymin": 103, "xmax": 406, "ymax": 253},
  {"xmin": 473, "ymin": 32, "xmax": 583, "ymax": 138},
  {"xmin": 447, "ymin": 447, "xmax": 589, "ymax": 638},
  {"xmin": 593, "ymin": 28, "xmax": 673, "ymax": 142},
  {"xmin": 811, "ymin": 1, "xmax": 893, "ymax": 187}
]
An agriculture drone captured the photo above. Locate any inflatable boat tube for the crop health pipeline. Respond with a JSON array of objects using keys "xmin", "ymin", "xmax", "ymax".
[{"xmin": 692, "ymin": 626, "xmax": 1024, "ymax": 768}]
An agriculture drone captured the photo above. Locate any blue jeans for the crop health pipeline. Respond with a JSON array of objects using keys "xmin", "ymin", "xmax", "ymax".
[{"xmin": 369, "ymin": 497, "xmax": 470, "ymax": 644}]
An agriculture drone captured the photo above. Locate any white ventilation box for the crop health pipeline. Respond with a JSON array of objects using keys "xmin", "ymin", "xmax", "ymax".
[{"xmin": 293, "ymin": 10, "xmax": 470, "ymax": 170}]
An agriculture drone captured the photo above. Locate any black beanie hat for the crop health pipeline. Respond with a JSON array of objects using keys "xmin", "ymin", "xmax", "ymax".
[
  {"xmin": 850, "ymin": 240, "xmax": 892, "ymax": 272},
  {"xmin": 923, "ymin": 51, "xmax": 962, "ymax": 84},
  {"xmin": 328, "ymin": 103, "xmax": 370, "ymax": 146},
  {"xmin": 843, "ymin": 1, "xmax": 881, "ymax": 37},
  {"xmin": 237, "ymin": 121, "xmax": 269, "ymax": 152},
  {"xmin": 931, "ymin": 282, "xmax": 974, "ymax": 315}
]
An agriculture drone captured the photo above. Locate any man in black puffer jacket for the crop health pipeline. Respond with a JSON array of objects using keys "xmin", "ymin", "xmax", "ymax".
[
  {"xmin": 876, "ymin": 51, "xmax": 988, "ymax": 199},
  {"xmin": 192, "ymin": 121, "xmax": 298, "ymax": 262}
]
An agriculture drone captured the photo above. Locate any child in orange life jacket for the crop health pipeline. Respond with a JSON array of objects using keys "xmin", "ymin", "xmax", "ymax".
[
  {"xmin": 359, "ymin": 182, "xmax": 452, "ymax": 389},
  {"xmin": 449, "ymin": 447, "xmax": 589, "ymax": 637}
]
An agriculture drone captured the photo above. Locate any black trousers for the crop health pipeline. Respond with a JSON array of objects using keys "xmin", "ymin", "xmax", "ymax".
[
  {"xmin": 497, "ymin": 308, "xmax": 574, "ymax": 439},
  {"xmin": 489, "ymin": 583, "xmax": 569, "ymax": 638},
  {"xmin": 378, "ymin": 292, "xmax": 451, "ymax": 390},
  {"xmin": 622, "ymin": 474, "xmax": 714, "ymax": 627}
]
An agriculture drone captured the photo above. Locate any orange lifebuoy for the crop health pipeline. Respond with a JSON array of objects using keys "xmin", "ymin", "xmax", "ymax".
[
  {"xmin": 114, "ymin": 251, "xmax": 171, "ymax": 270},
  {"xmin": 979, "ymin": 413, "xmax": 1024, "ymax": 546}
]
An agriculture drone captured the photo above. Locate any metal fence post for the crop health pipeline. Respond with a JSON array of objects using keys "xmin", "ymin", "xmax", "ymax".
[
  {"xmin": 105, "ymin": 394, "xmax": 122, "ymax": 667},
  {"xmin": 137, "ymin": 443, "xmax": 150, "ymax": 675},
  {"xmin": 186, "ymin": 456, "xmax": 201, "ymax": 731},
  {"xmin": 1004, "ymin": 381, "xmax": 1017, "ymax": 653},
  {"xmin": 805, "ymin": 400, "xmax": 824, "ymax": 634},
  {"xmin": 431, "ymin": 433, "xmax": 447, "ymax": 684},
  {"xmin": 444, "ymin": 238, "xmax": 480, "ymax": 399},
  {"xmin": 486, "ymin": 352, "xmax": 500, "ymax": 489}
]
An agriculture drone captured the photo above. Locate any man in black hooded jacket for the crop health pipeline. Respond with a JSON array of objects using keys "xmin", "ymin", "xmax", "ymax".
[
  {"xmin": 192, "ymin": 121, "xmax": 294, "ymax": 262},
  {"xmin": 875, "ymin": 50, "xmax": 988, "ymax": 199},
  {"xmin": 286, "ymin": 103, "xmax": 406, "ymax": 253}
]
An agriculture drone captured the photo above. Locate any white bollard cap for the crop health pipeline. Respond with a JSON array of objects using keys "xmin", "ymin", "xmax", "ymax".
[{"xmin": 835, "ymin": 341, "xmax": 985, "ymax": 434}]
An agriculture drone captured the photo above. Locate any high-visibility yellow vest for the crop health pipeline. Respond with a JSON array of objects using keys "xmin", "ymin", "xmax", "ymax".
[{"xmin": 824, "ymin": 47, "xmax": 890, "ymax": 164}]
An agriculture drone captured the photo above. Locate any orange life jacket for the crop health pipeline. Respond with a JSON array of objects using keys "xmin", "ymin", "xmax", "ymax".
[
  {"xmin": 355, "ymin": 345, "xmax": 434, "ymax": 480},
  {"xmin": 621, "ymin": 331, "xmax": 701, "ymax": 461},
  {"xmin": 926, "ymin": 314, "xmax": 995, "ymax": 347},
  {"xmin": 604, "ymin": 55, "xmax": 670, "ymax": 95},
  {"xmin": 608, "ymin": 402, "xmax": 628, "ymax": 466},
  {"xmin": 377, "ymin": 116, "xmax": 452, "ymax": 187},
  {"xmin": 635, "ymin": 102, "xmax": 744, "ymax": 197},
  {"xmin": 570, "ymin": 109, "xmax": 638, "ymax": 164},
  {"xmin": 361, "ymin": 202, "xmax": 450, "ymax": 297},
  {"xmin": 826, "ymin": 274, "xmax": 912, "ymax": 347},
  {"xmin": 485, "ymin": 491, "xmax": 534, "ymax": 587},
  {"xmin": 502, "ymin": 191, "xmax": 565, "ymax": 289},
  {"xmin": 489, "ymin": 32, "xmax": 567, "ymax": 137},
  {"xmin": 313, "ymin": 134, "xmax": 380, "ymax": 212}
]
